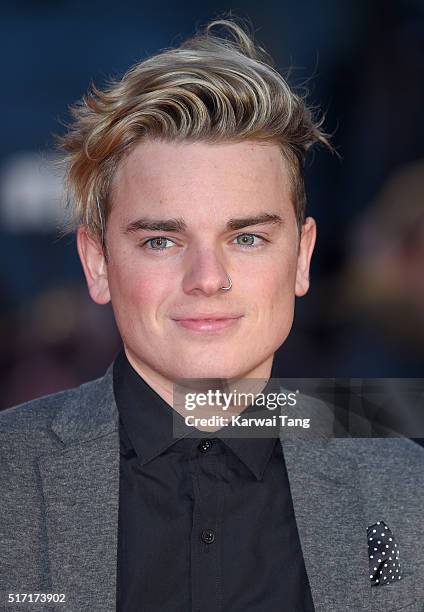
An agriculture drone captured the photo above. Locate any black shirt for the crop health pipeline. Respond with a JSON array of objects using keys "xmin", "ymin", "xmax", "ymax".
[{"xmin": 113, "ymin": 348, "xmax": 315, "ymax": 611}]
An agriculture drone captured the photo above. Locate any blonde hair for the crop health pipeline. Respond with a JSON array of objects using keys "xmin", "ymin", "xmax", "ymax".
[{"xmin": 58, "ymin": 16, "xmax": 334, "ymax": 250}]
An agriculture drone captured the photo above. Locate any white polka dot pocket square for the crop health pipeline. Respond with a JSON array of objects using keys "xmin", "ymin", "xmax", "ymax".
[{"xmin": 367, "ymin": 520, "xmax": 402, "ymax": 586}]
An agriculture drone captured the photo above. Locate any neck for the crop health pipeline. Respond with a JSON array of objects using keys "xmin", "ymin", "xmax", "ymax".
[{"xmin": 123, "ymin": 346, "xmax": 275, "ymax": 421}]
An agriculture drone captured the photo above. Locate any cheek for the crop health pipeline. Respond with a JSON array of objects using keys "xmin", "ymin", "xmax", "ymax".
[
  {"xmin": 108, "ymin": 259, "xmax": 174, "ymax": 325},
  {"xmin": 266, "ymin": 252, "xmax": 298, "ymax": 298},
  {"xmin": 262, "ymin": 256, "xmax": 298, "ymax": 325}
]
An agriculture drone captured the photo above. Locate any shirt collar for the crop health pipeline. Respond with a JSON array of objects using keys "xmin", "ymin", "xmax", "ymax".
[
  {"xmin": 113, "ymin": 348, "xmax": 190, "ymax": 466},
  {"xmin": 113, "ymin": 347, "xmax": 281, "ymax": 479},
  {"xmin": 219, "ymin": 358, "xmax": 282, "ymax": 480}
]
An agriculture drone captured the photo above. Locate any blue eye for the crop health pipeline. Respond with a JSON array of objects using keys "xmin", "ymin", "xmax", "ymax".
[
  {"xmin": 144, "ymin": 237, "xmax": 174, "ymax": 250},
  {"xmin": 234, "ymin": 233, "xmax": 264, "ymax": 248},
  {"xmin": 140, "ymin": 233, "xmax": 266, "ymax": 252}
]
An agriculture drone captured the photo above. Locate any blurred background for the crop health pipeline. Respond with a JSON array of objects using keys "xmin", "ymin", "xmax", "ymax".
[{"xmin": 1, "ymin": 0, "xmax": 423, "ymax": 409}]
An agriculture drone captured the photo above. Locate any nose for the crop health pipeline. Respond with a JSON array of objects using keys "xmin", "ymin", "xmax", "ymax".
[{"xmin": 182, "ymin": 247, "xmax": 231, "ymax": 296}]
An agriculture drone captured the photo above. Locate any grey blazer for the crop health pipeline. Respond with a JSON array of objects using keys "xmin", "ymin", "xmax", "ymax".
[{"xmin": 0, "ymin": 365, "xmax": 423, "ymax": 612}]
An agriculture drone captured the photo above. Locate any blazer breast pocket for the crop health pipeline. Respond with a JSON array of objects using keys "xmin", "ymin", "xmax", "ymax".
[
  {"xmin": 390, "ymin": 601, "xmax": 423, "ymax": 612},
  {"xmin": 370, "ymin": 570, "xmax": 424, "ymax": 612}
]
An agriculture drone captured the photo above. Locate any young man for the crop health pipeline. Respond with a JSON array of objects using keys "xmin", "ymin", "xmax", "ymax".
[{"xmin": 1, "ymin": 18, "xmax": 423, "ymax": 612}]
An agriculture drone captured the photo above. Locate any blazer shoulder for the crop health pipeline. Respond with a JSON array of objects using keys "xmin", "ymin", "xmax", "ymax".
[
  {"xmin": 333, "ymin": 437, "xmax": 424, "ymax": 489},
  {"xmin": 0, "ymin": 375, "xmax": 105, "ymax": 435},
  {"xmin": 337, "ymin": 436, "xmax": 424, "ymax": 462}
]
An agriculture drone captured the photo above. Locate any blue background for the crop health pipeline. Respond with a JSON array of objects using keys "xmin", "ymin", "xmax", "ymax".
[{"xmin": 1, "ymin": 0, "xmax": 423, "ymax": 408}]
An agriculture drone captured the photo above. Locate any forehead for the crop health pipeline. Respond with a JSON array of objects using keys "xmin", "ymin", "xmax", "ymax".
[{"xmin": 110, "ymin": 139, "xmax": 292, "ymax": 221}]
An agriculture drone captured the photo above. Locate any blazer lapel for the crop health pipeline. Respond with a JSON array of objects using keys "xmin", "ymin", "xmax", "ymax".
[
  {"xmin": 280, "ymin": 435, "xmax": 370, "ymax": 612},
  {"xmin": 37, "ymin": 366, "xmax": 120, "ymax": 611}
]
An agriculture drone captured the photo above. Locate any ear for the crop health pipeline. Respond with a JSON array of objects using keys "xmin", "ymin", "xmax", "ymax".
[
  {"xmin": 295, "ymin": 216, "xmax": 317, "ymax": 297},
  {"xmin": 76, "ymin": 226, "xmax": 111, "ymax": 305}
]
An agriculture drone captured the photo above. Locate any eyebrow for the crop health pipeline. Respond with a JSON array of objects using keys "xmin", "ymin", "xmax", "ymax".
[{"xmin": 123, "ymin": 212, "xmax": 284, "ymax": 234}]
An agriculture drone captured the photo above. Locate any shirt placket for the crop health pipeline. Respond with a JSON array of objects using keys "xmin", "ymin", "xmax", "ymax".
[{"xmin": 189, "ymin": 438, "xmax": 224, "ymax": 612}]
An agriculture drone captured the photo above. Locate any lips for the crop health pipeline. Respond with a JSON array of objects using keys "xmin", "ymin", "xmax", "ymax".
[
  {"xmin": 173, "ymin": 315, "xmax": 243, "ymax": 332},
  {"xmin": 173, "ymin": 313, "xmax": 242, "ymax": 320}
]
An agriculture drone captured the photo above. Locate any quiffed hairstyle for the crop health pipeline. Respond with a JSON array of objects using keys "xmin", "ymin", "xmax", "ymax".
[{"xmin": 58, "ymin": 16, "xmax": 334, "ymax": 250}]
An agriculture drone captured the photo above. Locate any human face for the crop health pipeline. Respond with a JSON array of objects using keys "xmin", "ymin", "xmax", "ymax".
[{"xmin": 77, "ymin": 140, "xmax": 316, "ymax": 399}]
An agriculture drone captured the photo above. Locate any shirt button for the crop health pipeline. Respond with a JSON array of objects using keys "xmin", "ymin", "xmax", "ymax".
[
  {"xmin": 201, "ymin": 529, "xmax": 215, "ymax": 544},
  {"xmin": 198, "ymin": 439, "xmax": 213, "ymax": 453}
]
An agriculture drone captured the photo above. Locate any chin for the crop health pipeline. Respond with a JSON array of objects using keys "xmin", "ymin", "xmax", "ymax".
[{"xmin": 172, "ymin": 361, "xmax": 246, "ymax": 381}]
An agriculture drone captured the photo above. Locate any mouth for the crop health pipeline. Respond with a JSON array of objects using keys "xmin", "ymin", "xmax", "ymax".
[{"xmin": 172, "ymin": 316, "xmax": 243, "ymax": 333}]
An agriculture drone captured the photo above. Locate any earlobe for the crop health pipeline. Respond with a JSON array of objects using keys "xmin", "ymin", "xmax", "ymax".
[
  {"xmin": 295, "ymin": 217, "xmax": 317, "ymax": 297},
  {"xmin": 76, "ymin": 226, "xmax": 111, "ymax": 305}
]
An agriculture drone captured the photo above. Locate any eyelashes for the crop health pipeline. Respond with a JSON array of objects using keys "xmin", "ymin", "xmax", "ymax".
[{"xmin": 140, "ymin": 233, "xmax": 267, "ymax": 252}]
